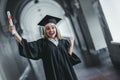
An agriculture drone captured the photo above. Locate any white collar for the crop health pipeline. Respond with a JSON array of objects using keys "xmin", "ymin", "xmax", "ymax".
[{"xmin": 48, "ymin": 38, "xmax": 59, "ymax": 46}]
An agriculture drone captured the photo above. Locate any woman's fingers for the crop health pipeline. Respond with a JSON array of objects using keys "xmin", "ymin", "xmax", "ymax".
[
  {"xmin": 9, "ymin": 25, "xmax": 16, "ymax": 32},
  {"xmin": 69, "ymin": 37, "xmax": 74, "ymax": 42}
]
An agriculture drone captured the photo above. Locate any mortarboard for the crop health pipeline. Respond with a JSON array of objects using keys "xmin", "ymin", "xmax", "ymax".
[{"xmin": 38, "ymin": 15, "xmax": 61, "ymax": 26}]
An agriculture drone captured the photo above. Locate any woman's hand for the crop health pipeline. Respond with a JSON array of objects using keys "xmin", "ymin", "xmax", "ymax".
[
  {"xmin": 69, "ymin": 37, "xmax": 74, "ymax": 46},
  {"xmin": 68, "ymin": 37, "xmax": 74, "ymax": 55},
  {"xmin": 9, "ymin": 25, "xmax": 17, "ymax": 35}
]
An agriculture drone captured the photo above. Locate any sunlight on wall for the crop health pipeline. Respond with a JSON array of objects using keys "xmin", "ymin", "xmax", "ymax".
[
  {"xmin": 58, "ymin": 17, "xmax": 74, "ymax": 38},
  {"xmin": 100, "ymin": 0, "xmax": 120, "ymax": 42},
  {"xmin": 20, "ymin": 0, "xmax": 65, "ymax": 42}
]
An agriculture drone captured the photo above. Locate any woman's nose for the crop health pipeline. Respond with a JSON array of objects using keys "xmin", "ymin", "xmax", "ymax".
[{"xmin": 50, "ymin": 28, "xmax": 53, "ymax": 31}]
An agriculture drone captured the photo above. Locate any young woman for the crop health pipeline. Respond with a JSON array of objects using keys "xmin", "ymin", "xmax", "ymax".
[{"xmin": 9, "ymin": 15, "xmax": 80, "ymax": 80}]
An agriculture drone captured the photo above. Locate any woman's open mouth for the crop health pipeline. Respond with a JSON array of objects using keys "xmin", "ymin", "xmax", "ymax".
[{"xmin": 49, "ymin": 32, "xmax": 55, "ymax": 35}]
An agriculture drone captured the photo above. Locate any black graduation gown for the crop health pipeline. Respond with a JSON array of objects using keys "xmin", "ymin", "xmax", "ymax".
[{"xmin": 18, "ymin": 38, "xmax": 78, "ymax": 80}]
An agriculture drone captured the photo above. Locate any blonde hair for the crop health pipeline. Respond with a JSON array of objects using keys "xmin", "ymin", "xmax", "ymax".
[{"xmin": 44, "ymin": 25, "xmax": 62, "ymax": 40}]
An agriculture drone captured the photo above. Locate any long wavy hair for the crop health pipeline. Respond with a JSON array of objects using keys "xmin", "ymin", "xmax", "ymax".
[{"xmin": 44, "ymin": 25, "xmax": 62, "ymax": 40}]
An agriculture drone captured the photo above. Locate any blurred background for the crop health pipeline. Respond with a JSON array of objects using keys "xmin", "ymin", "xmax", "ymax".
[{"xmin": 0, "ymin": 0, "xmax": 120, "ymax": 80}]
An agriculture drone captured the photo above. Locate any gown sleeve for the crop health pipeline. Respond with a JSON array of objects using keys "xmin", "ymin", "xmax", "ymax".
[
  {"xmin": 65, "ymin": 39, "xmax": 81, "ymax": 65},
  {"xmin": 18, "ymin": 38, "xmax": 43, "ymax": 60}
]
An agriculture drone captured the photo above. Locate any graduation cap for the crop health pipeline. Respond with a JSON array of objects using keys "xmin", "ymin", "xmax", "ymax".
[{"xmin": 38, "ymin": 15, "xmax": 61, "ymax": 26}]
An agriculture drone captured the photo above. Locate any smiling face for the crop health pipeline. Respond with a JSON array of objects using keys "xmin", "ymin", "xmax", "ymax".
[{"xmin": 45, "ymin": 23, "xmax": 57, "ymax": 38}]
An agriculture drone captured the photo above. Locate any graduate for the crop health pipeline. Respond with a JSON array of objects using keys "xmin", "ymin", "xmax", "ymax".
[{"xmin": 9, "ymin": 15, "xmax": 81, "ymax": 80}]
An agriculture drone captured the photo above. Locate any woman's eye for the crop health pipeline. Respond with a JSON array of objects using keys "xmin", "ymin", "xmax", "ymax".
[
  {"xmin": 46, "ymin": 28, "xmax": 50, "ymax": 30},
  {"xmin": 51, "ymin": 26, "xmax": 55, "ymax": 29}
]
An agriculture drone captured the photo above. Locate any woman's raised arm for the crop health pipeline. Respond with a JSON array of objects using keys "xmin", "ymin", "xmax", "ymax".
[
  {"xmin": 9, "ymin": 25, "xmax": 22, "ymax": 44},
  {"xmin": 68, "ymin": 37, "xmax": 74, "ymax": 55}
]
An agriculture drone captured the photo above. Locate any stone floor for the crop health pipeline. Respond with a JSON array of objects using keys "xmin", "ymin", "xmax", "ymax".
[{"xmin": 74, "ymin": 49, "xmax": 120, "ymax": 80}]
